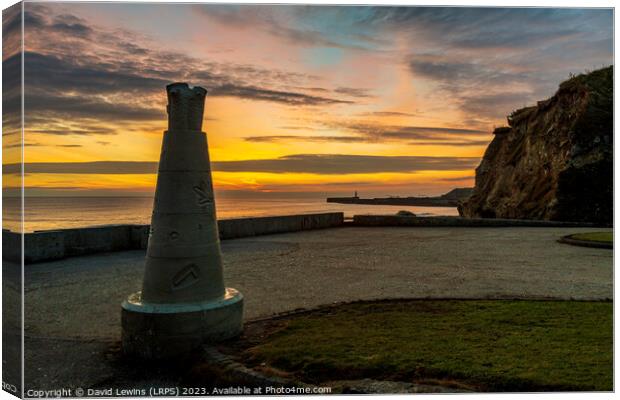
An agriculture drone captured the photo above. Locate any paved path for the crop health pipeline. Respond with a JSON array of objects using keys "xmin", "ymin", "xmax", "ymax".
[{"xmin": 24, "ymin": 226, "xmax": 612, "ymax": 341}]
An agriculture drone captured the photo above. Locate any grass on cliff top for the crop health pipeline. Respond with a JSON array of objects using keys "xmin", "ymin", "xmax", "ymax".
[
  {"xmin": 570, "ymin": 232, "xmax": 613, "ymax": 243},
  {"xmin": 246, "ymin": 300, "xmax": 612, "ymax": 392},
  {"xmin": 560, "ymin": 65, "xmax": 612, "ymax": 93}
]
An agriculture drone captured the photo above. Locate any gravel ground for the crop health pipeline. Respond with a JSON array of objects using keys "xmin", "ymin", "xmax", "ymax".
[
  {"xmin": 24, "ymin": 226, "xmax": 612, "ymax": 341},
  {"xmin": 17, "ymin": 225, "xmax": 613, "ymax": 391}
]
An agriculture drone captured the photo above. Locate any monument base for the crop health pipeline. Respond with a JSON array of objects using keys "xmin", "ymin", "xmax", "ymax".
[{"xmin": 121, "ymin": 288, "xmax": 244, "ymax": 359}]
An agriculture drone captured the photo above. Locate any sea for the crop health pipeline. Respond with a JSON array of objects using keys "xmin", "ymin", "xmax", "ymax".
[{"xmin": 3, "ymin": 196, "xmax": 459, "ymax": 232}]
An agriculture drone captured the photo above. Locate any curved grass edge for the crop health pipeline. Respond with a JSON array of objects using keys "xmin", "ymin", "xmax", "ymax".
[
  {"xmin": 241, "ymin": 299, "xmax": 613, "ymax": 392},
  {"xmin": 558, "ymin": 233, "xmax": 613, "ymax": 249}
]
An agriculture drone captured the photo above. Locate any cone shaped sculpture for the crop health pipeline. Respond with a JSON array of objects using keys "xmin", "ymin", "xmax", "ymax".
[{"xmin": 121, "ymin": 83, "xmax": 243, "ymax": 359}]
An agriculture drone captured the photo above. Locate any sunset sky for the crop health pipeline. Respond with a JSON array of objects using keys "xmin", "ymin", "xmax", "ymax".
[{"xmin": 3, "ymin": 3, "xmax": 614, "ymax": 198}]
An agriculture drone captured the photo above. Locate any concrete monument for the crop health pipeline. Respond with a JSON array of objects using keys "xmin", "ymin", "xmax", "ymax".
[{"xmin": 121, "ymin": 83, "xmax": 243, "ymax": 359}]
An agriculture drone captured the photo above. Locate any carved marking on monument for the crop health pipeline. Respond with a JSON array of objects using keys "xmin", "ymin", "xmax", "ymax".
[
  {"xmin": 192, "ymin": 179, "xmax": 213, "ymax": 207},
  {"xmin": 169, "ymin": 231, "xmax": 179, "ymax": 240},
  {"xmin": 171, "ymin": 264, "xmax": 200, "ymax": 290}
]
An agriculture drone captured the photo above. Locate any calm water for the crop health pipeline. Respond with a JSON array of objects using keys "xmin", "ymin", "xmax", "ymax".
[{"xmin": 3, "ymin": 196, "xmax": 459, "ymax": 232}]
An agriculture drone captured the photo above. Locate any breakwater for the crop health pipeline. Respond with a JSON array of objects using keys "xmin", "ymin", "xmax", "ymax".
[
  {"xmin": 327, "ymin": 188, "xmax": 473, "ymax": 207},
  {"xmin": 352, "ymin": 215, "xmax": 601, "ymax": 227},
  {"xmin": 326, "ymin": 196, "xmax": 458, "ymax": 207}
]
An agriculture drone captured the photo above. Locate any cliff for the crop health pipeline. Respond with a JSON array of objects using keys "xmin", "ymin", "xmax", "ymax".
[
  {"xmin": 440, "ymin": 187, "xmax": 473, "ymax": 201},
  {"xmin": 458, "ymin": 66, "xmax": 612, "ymax": 224}
]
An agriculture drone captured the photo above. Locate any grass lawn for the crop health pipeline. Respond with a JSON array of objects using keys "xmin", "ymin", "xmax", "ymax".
[
  {"xmin": 570, "ymin": 232, "xmax": 613, "ymax": 244},
  {"xmin": 245, "ymin": 300, "xmax": 612, "ymax": 392}
]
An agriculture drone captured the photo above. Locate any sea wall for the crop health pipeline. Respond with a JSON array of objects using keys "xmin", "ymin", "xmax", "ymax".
[
  {"xmin": 217, "ymin": 213, "xmax": 344, "ymax": 239},
  {"xmin": 3, "ymin": 212, "xmax": 344, "ymax": 264},
  {"xmin": 2, "ymin": 229, "xmax": 21, "ymax": 262},
  {"xmin": 4, "ymin": 212, "xmax": 602, "ymax": 264},
  {"xmin": 352, "ymin": 215, "xmax": 599, "ymax": 228}
]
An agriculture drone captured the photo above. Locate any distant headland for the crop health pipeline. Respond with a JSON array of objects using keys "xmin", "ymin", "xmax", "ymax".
[{"xmin": 326, "ymin": 188, "xmax": 473, "ymax": 207}]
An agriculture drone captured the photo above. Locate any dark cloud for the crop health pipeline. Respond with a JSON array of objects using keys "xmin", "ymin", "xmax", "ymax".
[
  {"xmin": 17, "ymin": 4, "xmax": 613, "ymax": 143},
  {"xmin": 292, "ymin": 86, "xmax": 330, "ymax": 93},
  {"xmin": 334, "ymin": 87, "xmax": 373, "ymax": 98},
  {"xmin": 3, "ymin": 5, "xmax": 22, "ymax": 138},
  {"xmin": 24, "ymin": 51, "xmax": 169, "ymax": 94},
  {"xmin": 360, "ymin": 7, "xmax": 610, "ymax": 49},
  {"xmin": 408, "ymin": 57, "xmax": 539, "ymax": 90},
  {"xmin": 410, "ymin": 60, "xmax": 481, "ymax": 82},
  {"xmin": 3, "ymin": 4, "xmax": 22, "ymax": 35},
  {"xmin": 22, "ymin": 116, "xmax": 122, "ymax": 138},
  {"xmin": 458, "ymin": 92, "xmax": 534, "ymax": 119},
  {"xmin": 408, "ymin": 57, "xmax": 545, "ymax": 119},
  {"xmin": 3, "ymin": 3, "xmax": 23, "ymax": 58},
  {"xmin": 2, "ymin": 3, "xmax": 22, "ymax": 144},
  {"xmin": 22, "ymin": 186, "xmax": 85, "ymax": 190},
  {"xmin": 244, "ymin": 135, "xmax": 367, "ymax": 143},
  {"xmin": 22, "ymin": 46, "xmax": 346, "ymax": 119},
  {"xmin": 392, "ymin": 7, "xmax": 613, "ymax": 120},
  {"xmin": 4, "ymin": 142, "xmax": 42, "ymax": 149},
  {"xmin": 49, "ymin": 19, "xmax": 93, "ymax": 37},
  {"xmin": 361, "ymin": 111, "xmax": 417, "ymax": 117},
  {"xmin": 19, "ymin": 5, "xmax": 356, "ymax": 133},
  {"xmin": 409, "ymin": 140, "xmax": 490, "ymax": 147},
  {"xmin": 26, "ymin": 92, "xmax": 163, "ymax": 122},
  {"xmin": 453, "ymin": 29, "xmax": 579, "ymax": 49},
  {"xmin": 440, "ymin": 176, "xmax": 475, "ymax": 182},
  {"xmin": 55, "ymin": 144, "xmax": 83, "ymax": 148},
  {"xmin": 213, "ymin": 154, "xmax": 479, "ymax": 174},
  {"xmin": 28, "ymin": 125, "xmax": 119, "ymax": 136},
  {"xmin": 245, "ymin": 123, "xmax": 489, "ymax": 144},
  {"xmin": 193, "ymin": 4, "xmax": 375, "ymax": 51},
  {"xmin": 270, "ymin": 24, "xmax": 355, "ymax": 49},
  {"xmin": 6, "ymin": 154, "xmax": 479, "ymax": 175},
  {"xmin": 244, "ymin": 134, "xmax": 490, "ymax": 146},
  {"xmin": 278, "ymin": 125, "xmax": 319, "ymax": 131},
  {"xmin": 211, "ymin": 84, "xmax": 352, "ymax": 106},
  {"xmin": 4, "ymin": 161, "xmax": 158, "ymax": 175},
  {"xmin": 341, "ymin": 123, "xmax": 487, "ymax": 141}
]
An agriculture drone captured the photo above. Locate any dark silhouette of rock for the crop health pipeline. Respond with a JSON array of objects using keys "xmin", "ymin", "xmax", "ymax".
[
  {"xmin": 459, "ymin": 66, "xmax": 612, "ymax": 224},
  {"xmin": 440, "ymin": 187, "xmax": 473, "ymax": 201},
  {"xmin": 396, "ymin": 210, "xmax": 416, "ymax": 217}
]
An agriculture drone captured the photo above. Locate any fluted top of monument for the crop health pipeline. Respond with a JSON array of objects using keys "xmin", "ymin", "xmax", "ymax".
[{"xmin": 166, "ymin": 83, "xmax": 207, "ymax": 132}]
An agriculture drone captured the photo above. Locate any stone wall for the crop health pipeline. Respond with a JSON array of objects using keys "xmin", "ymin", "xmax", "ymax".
[
  {"xmin": 218, "ymin": 213, "xmax": 344, "ymax": 239},
  {"xmin": 3, "ymin": 213, "xmax": 344, "ymax": 264}
]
